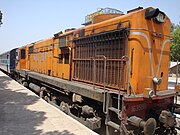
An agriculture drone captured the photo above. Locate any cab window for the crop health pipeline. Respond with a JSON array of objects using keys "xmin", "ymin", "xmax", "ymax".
[
  {"xmin": 28, "ymin": 46, "xmax": 34, "ymax": 54},
  {"xmin": 21, "ymin": 49, "xmax": 26, "ymax": 59},
  {"xmin": 64, "ymin": 54, "xmax": 69, "ymax": 64},
  {"xmin": 59, "ymin": 37, "xmax": 66, "ymax": 48},
  {"xmin": 59, "ymin": 54, "xmax": 63, "ymax": 64}
]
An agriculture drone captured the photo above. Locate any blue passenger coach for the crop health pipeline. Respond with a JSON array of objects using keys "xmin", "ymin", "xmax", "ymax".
[{"xmin": 0, "ymin": 48, "xmax": 17, "ymax": 74}]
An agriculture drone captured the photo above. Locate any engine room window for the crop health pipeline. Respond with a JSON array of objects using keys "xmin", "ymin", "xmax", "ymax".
[
  {"xmin": 59, "ymin": 37, "xmax": 66, "ymax": 48},
  {"xmin": 64, "ymin": 54, "xmax": 69, "ymax": 64},
  {"xmin": 21, "ymin": 49, "xmax": 26, "ymax": 59}
]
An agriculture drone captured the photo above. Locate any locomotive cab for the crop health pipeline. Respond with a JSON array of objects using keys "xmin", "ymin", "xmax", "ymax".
[
  {"xmin": 16, "ymin": 46, "xmax": 29, "ymax": 70},
  {"xmin": 53, "ymin": 29, "xmax": 75, "ymax": 80}
]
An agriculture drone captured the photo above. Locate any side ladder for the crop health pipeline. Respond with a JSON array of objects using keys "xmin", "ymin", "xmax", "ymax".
[{"xmin": 105, "ymin": 56, "xmax": 132, "ymax": 135}]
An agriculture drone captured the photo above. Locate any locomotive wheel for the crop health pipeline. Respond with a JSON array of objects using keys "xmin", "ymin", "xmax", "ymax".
[
  {"xmin": 22, "ymin": 82, "xmax": 28, "ymax": 87},
  {"xmin": 51, "ymin": 96, "xmax": 57, "ymax": 104},
  {"xmin": 39, "ymin": 91, "xmax": 44, "ymax": 98},
  {"xmin": 44, "ymin": 96, "xmax": 50, "ymax": 103}
]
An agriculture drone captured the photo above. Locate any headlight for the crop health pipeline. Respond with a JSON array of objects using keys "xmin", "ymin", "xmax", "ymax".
[
  {"xmin": 145, "ymin": 8, "xmax": 165, "ymax": 23},
  {"xmin": 153, "ymin": 77, "xmax": 162, "ymax": 85},
  {"xmin": 154, "ymin": 12, "xmax": 165, "ymax": 23}
]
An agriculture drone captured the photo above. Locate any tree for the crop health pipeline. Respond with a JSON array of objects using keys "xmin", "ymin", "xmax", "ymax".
[
  {"xmin": 0, "ymin": 10, "xmax": 2, "ymax": 26},
  {"xmin": 170, "ymin": 24, "xmax": 180, "ymax": 61},
  {"xmin": 171, "ymin": 22, "xmax": 176, "ymax": 32}
]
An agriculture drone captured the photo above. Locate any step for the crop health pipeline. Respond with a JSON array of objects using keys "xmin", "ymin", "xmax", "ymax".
[
  {"xmin": 106, "ymin": 121, "xmax": 120, "ymax": 131},
  {"xmin": 108, "ymin": 107, "xmax": 120, "ymax": 114}
]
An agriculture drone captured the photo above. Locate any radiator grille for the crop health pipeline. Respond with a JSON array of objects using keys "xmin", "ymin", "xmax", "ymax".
[{"xmin": 73, "ymin": 29, "xmax": 128, "ymax": 90}]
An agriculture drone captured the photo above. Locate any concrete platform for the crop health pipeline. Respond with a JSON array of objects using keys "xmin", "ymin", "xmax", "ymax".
[{"xmin": 0, "ymin": 71, "xmax": 98, "ymax": 135}]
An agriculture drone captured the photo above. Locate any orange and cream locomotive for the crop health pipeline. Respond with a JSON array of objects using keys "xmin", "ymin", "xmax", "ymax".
[{"xmin": 1, "ymin": 7, "xmax": 179, "ymax": 135}]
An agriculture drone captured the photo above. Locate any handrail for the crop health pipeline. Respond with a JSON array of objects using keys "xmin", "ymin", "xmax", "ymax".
[
  {"xmin": 118, "ymin": 56, "xmax": 129, "ymax": 111},
  {"xmin": 92, "ymin": 55, "xmax": 107, "ymax": 114}
]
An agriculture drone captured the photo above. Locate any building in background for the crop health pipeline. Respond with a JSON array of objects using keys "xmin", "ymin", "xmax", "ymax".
[{"xmin": 169, "ymin": 61, "xmax": 180, "ymax": 76}]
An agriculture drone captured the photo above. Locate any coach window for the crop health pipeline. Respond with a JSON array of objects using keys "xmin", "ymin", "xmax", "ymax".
[
  {"xmin": 21, "ymin": 49, "xmax": 26, "ymax": 59},
  {"xmin": 64, "ymin": 54, "xmax": 69, "ymax": 64},
  {"xmin": 7, "ymin": 54, "xmax": 9, "ymax": 59}
]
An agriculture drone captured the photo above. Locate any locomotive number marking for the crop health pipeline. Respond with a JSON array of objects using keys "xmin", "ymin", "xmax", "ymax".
[{"xmin": 131, "ymin": 103, "xmax": 147, "ymax": 112}]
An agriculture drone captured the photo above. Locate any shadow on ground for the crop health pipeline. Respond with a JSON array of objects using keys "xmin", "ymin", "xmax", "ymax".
[{"xmin": 0, "ymin": 75, "xmax": 76, "ymax": 135}]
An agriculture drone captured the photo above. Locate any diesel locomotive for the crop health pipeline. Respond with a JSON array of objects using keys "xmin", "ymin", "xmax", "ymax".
[{"xmin": 0, "ymin": 7, "xmax": 180, "ymax": 135}]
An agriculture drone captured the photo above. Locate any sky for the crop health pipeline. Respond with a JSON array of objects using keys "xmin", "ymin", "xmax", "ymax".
[{"xmin": 0, "ymin": 0, "xmax": 180, "ymax": 54}]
